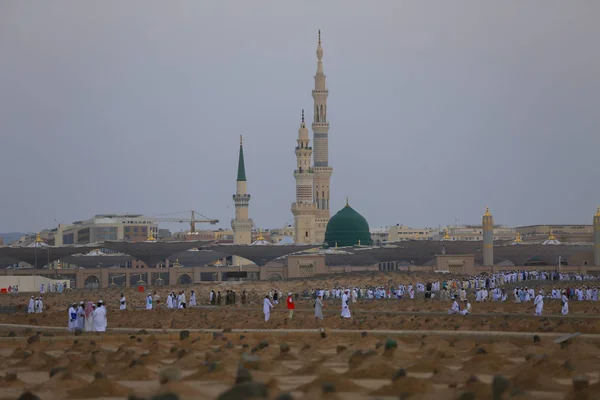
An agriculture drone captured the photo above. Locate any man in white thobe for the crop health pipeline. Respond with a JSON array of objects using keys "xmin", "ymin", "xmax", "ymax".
[
  {"xmin": 263, "ymin": 296, "xmax": 273, "ymax": 322},
  {"xmin": 120, "ymin": 294, "xmax": 126, "ymax": 310},
  {"xmin": 561, "ymin": 292, "xmax": 569, "ymax": 315},
  {"xmin": 68, "ymin": 303, "xmax": 78, "ymax": 331},
  {"xmin": 146, "ymin": 294, "xmax": 153, "ymax": 310},
  {"xmin": 189, "ymin": 290, "xmax": 197, "ymax": 306},
  {"xmin": 77, "ymin": 302, "xmax": 85, "ymax": 330},
  {"xmin": 341, "ymin": 289, "xmax": 351, "ymax": 319},
  {"xmin": 460, "ymin": 300, "xmax": 471, "ymax": 315},
  {"xmin": 534, "ymin": 290, "xmax": 544, "ymax": 316},
  {"xmin": 93, "ymin": 300, "xmax": 107, "ymax": 332},
  {"xmin": 448, "ymin": 298, "xmax": 460, "ymax": 314},
  {"xmin": 27, "ymin": 296, "xmax": 35, "ymax": 313}
]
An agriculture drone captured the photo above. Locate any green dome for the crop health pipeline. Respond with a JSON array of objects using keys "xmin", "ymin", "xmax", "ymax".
[{"xmin": 324, "ymin": 203, "xmax": 373, "ymax": 247}]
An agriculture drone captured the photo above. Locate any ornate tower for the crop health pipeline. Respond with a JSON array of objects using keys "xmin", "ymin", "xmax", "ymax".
[
  {"xmin": 231, "ymin": 136, "xmax": 252, "ymax": 264},
  {"xmin": 594, "ymin": 208, "xmax": 600, "ymax": 266},
  {"xmin": 312, "ymin": 30, "xmax": 333, "ymax": 243},
  {"xmin": 482, "ymin": 207, "xmax": 494, "ymax": 266},
  {"xmin": 292, "ymin": 110, "xmax": 317, "ymax": 244}
]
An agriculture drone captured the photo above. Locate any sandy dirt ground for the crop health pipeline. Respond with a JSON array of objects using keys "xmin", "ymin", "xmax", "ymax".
[{"xmin": 1, "ymin": 272, "xmax": 599, "ymax": 399}]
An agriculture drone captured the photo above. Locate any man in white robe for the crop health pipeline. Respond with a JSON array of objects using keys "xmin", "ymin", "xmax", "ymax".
[
  {"xmin": 189, "ymin": 290, "xmax": 197, "ymax": 306},
  {"xmin": 460, "ymin": 300, "xmax": 471, "ymax": 315},
  {"xmin": 35, "ymin": 298, "xmax": 43, "ymax": 313},
  {"xmin": 27, "ymin": 296, "xmax": 35, "ymax": 313},
  {"xmin": 146, "ymin": 294, "xmax": 153, "ymax": 310},
  {"xmin": 167, "ymin": 293, "xmax": 174, "ymax": 309},
  {"xmin": 68, "ymin": 303, "xmax": 78, "ymax": 331},
  {"xmin": 263, "ymin": 295, "xmax": 273, "ymax": 321},
  {"xmin": 93, "ymin": 300, "xmax": 107, "ymax": 332},
  {"xmin": 77, "ymin": 302, "xmax": 85, "ymax": 329},
  {"xmin": 120, "ymin": 294, "xmax": 126, "ymax": 310},
  {"xmin": 341, "ymin": 289, "xmax": 351, "ymax": 319},
  {"xmin": 561, "ymin": 292, "xmax": 569, "ymax": 315},
  {"xmin": 448, "ymin": 297, "xmax": 460, "ymax": 314},
  {"xmin": 534, "ymin": 290, "xmax": 544, "ymax": 316}
]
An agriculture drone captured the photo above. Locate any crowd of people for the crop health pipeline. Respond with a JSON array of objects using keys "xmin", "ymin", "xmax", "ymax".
[
  {"xmin": 21, "ymin": 269, "xmax": 600, "ymax": 331},
  {"xmin": 67, "ymin": 300, "xmax": 107, "ymax": 332}
]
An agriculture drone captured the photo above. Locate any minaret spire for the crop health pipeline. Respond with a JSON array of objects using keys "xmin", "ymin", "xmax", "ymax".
[
  {"xmin": 237, "ymin": 135, "xmax": 246, "ymax": 182},
  {"xmin": 311, "ymin": 29, "xmax": 333, "ymax": 243},
  {"xmin": 232, "ymin": 136, "xmax": 252, "ymax": 262},
  {"xmin": 291, "ymin": 108, "xmax": 317, "ymax": 244}
]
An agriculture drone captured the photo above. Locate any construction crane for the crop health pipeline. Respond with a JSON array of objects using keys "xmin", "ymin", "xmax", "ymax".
[{"xmin": 153, "ymin": 210, "xmax": 219, "ymax": 233}]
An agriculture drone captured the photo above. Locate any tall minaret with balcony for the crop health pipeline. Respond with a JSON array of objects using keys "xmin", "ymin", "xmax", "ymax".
[
  {"xmin": 231, "ymin": 136, "xmax": 252, "ymax": 263},
  {"xmin": 292, "ymin": 110, "xmax": 317, "ymax": 244},
  {"xmin": 312, "ymin": 30, "xmax": 333, "ymax": 243}
]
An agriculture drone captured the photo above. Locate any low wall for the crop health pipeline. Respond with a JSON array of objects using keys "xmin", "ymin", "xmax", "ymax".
[{"xmin": 0, "ymin": 276, "xmax": 71, "ymax": 293}]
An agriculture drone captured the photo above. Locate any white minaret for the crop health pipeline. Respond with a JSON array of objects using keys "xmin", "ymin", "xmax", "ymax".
[
  {"xmin": 292, "ymin": 110, "xmax": 317, "ymax": 244},
  {"xmin": 312, "ymin": 30, "xmax": 333, "ymax": 243},
  {"xmin": 231, "ymin": 135, "xmax": 252, "ymax": 264}
]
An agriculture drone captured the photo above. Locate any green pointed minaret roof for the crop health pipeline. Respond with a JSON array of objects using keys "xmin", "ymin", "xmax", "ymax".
[{"xmin": 237, "ymin": 135, "xmax": 246, "ymax": 182}]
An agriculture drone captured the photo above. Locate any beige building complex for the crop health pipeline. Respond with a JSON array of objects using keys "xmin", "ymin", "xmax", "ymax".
[
  {"xmin": 292, "ymin": 31, "xmax": 332, "ymax": 244},
  {"xmin": 54, "ymin": 215, "xmax": 158, "ymax": 245}
]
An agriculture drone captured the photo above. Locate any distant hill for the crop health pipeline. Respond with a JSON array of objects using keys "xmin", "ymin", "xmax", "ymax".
[{"xmin": 0, "ymin": 233, "xmax": 26, "ymax": 245}]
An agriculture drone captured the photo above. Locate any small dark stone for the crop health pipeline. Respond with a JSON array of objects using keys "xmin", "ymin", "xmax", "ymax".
[
  {"xmin": 225, "ymin": 341, "xmax": 234, "ymax": 349},
  {"xmin": 466, "ymin": 375, "xmax": 479, "ymax": 384},
  {"xmin": 27, "ymin": 334, "xmax": 40, "ymax": 344},
  {"xmin": 130, "ymin": 335, "xmax": 136, "ymax": 340},
  {"xmin": 137, "ymin": 337, "xmax": 143, "ymax": 343},
  {"xmin": 8, "ymin": 331, "xmax": 16, "ymax": 337},
  {"xmin": 322, "ymin": 382, "xmax": 336, "ymax": 393},
  {"xmin": 457, "ymin": 392, "xmax": 475, "ymax": 400},
  {"xmin": 73, "ymin": 340, "xmax": 79, "ymax": 345},
  {"xmin": 361, "ymin": 331, "xmax": 368, "ymax": 338},
  {"xmin": 177, "ymin": 349, "xmax": 188, "ymax": 359},
  {"xmin": 239, "ymin": 335, "xmax": 246, "ymax": 340},
  {"xmin": 336, "ymin": 345, "xmax": 347, "ymax": 354},
  {"xmin": 563, "ymin": 360, "xmax": 575, "ymax": 371},
  {"xmin": 475, "ymin": 347, "xmax": 487, "ymax": 355},
  {"xmin": 301, "ymin": 343, "xmax": 311, "ymax": 351},
  {"xmin": 179, "ymin": 330, "xmax": 190, "ymax": 341},
  {"xmin": 320, "ymin": 328, "xmax": 327, "ymax": 339},
  {"xmin": 216, "ymin": 382, "xmax": 268, "ymax": 400},
  {"xmin": 16, "ymin": 392, "xmax": 41, "ymax": 400},
  {"xmin": 280, "ymin": 343, "xmax": 290, "ymax": 354},
  {"xmin": 170, "ymin": 346, "xmax": 178, "ymax": 353},
  {"xmin": 533, "ymin": 335, "xmax": 541, "ymax": 343},
  {"xmin": 492, "ymin": 375, "xmax": 510, "ymax": 400},
  {"xmin": 573, "ymin": 375, "xmax": 589, "ymax": 392},
  {"xmin": 129, "ymin": 358, "xmax": 144, "ymax": 368},
  {"xmin": 128, "ymin": 395, "xmax": 148, "ymax": 400},
  {"xmin": 5, "ymin": 372, "xmax": 18, "ymax": 381},
  {"xmin": 223, "ymin": 328, "xmax": 232, "ymax": 333},
  {"xmin": 250, "ymin": 346, "xmax": 260, "ymax": 353},
  {"xmin": 235, "ymin": 366, "xmax": 253, "ymax": 384},
  {"xmin": 49, "ymin": 367, "xmax": 68, "ymax": 378},
  {"xmin": 392, "ymin": 368, "xmax": 406, "ymax": 381},
  {"xmin": 385, "ymin": 338, "xmax": 397, "ymax": 350},
  {"xmin": 94, "ymin": 372, "xmax": 107, "ymax": 380},
  {"xmin": 258, "ymin": 340, "xmax": 269, "ymax": 349},
  {"xmin": 375, "ymin": 342, "xmax": 383, "ymax": 349},
  {"xmin": 274, "ymin": 393, "xmax": 293, "ymax": 400},
  {"xmin": 150, "ymin": 393, "xmax": 180, "ymax": 400},
  {"xmin": 90, "ymin": 340, "xmax": 96, "ymax": 346},
  {"xmin": 74, "ymin": 329, "xmax": 82, "ymax": 336}
]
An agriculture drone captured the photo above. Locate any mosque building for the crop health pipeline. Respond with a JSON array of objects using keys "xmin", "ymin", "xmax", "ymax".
[{"xmin": 324, "ymin": 198, "xmax": 373, "ymax": 248}]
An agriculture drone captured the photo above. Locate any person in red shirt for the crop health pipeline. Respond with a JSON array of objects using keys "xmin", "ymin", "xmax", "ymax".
[{"xmin": 286, "ymin": 292, "xmax": 295, "ymax": 320}]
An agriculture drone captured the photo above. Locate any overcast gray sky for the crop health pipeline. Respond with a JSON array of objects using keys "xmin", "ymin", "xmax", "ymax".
[{"xmin": 1, "ymin": 0, "xmax": 599, "ymax": 234}]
